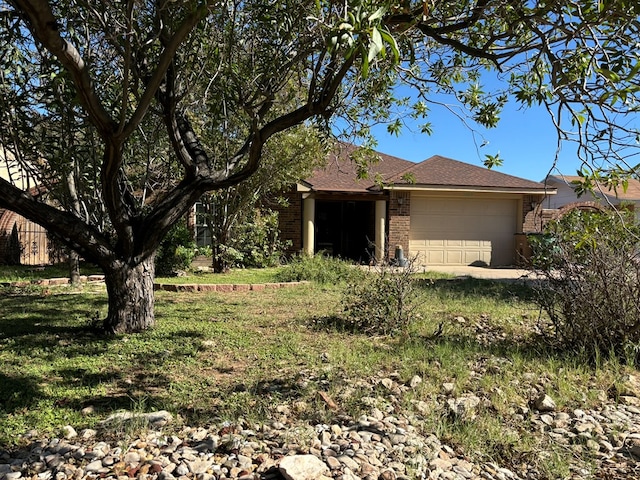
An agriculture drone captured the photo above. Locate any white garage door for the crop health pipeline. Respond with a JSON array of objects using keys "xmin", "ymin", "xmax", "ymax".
[{"xmin": 409, "ymin": 196, "xmax": 517, "ymax": 266}]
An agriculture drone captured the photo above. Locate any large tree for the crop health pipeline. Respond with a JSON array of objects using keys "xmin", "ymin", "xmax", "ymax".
[{"xmin": 0, "ymin": 0, "xmax": 639, "ymax": 333}]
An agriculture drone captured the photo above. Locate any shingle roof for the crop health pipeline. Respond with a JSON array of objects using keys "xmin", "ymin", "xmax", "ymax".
[
  {"xmin": 305, "ymin": 143, "xmax": 413, "ymax": 193},
  {"xmin": 305, "ymin": 146, "xmax": 551, "ymax": 193},
  {"xmin": 548, "ymin": 175, "xmax": 640, "ymax": 201},
  {"xmin": 389, "ymin": 155, "xmax": 550, "ymax": 191}
]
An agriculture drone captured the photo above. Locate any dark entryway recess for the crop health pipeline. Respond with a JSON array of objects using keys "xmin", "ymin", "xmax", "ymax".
[{"xmin": 315, "ymin": 200, "xmax": 375, "ymax": 263}]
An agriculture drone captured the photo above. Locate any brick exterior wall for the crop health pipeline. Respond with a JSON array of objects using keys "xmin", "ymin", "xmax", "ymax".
[
  {"xmin": 522, "ymin": 195, "xmax": 543, "ymax": 233},
  {"xmin": 387, "ymin": 191, "xmax": 410, "ymax": 257},
  {"xmin": 522, "ymin": 197, "xmax": 608, "ymax": 234},
  {"xmin": 275, "ymin": 191, "xmax": 302, "ymax": 255}
]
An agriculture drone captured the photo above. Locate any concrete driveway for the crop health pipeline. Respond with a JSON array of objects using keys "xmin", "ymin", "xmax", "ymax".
[{"xmin": 424, "ymin": 265, "xmax": 536, "ymax": 281}]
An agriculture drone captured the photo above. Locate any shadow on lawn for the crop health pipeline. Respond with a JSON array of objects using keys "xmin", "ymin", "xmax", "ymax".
[
  {"xmin": 0, "ymin": 372, "xmax": 43, "ymax": 414},
  {"xmin": 0, "ymin": 293, "xmax": 107, "ymax": 336},
  {"xmin": 0, "ymin": 292, "xmax": 208, "ymax": 423}
]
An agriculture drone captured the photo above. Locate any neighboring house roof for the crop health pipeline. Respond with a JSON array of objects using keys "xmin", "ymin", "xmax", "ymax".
[
  {"xmin": 303, "ymin": 144, "xmax": 553, "ymax": 194},
  {"xmin": 547, "ymin": 174, "xmax": 640, "ymax": 201}
]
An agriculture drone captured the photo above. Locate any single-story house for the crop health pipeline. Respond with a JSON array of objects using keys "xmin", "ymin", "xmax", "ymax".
[
  {"xmin": 544, "ymin": 174, "xmax": 640, "ymax": 220},
  {"xmin": 277, "ymin": 144, "xmax": 556, "ymax": 267}
]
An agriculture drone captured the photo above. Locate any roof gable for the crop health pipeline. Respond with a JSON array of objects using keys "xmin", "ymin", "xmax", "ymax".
[{"xmin": 391, "ymin": 155, "xmax": 550, "ymax": 191}]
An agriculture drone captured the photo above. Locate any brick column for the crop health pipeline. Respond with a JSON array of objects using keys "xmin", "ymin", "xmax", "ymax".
[
  {"xmin": 388, "ymin": 191, "xmax": 410, "ymax": 255},
  {"xmin": 276, "ymin": 192, "xmax": 302, "ymax": 255}
]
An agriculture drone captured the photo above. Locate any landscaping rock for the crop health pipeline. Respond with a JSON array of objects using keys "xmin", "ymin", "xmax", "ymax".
[
  {"xmin": 409, "ymin": 375, "xmax": 422, "ymax": 389},
  {"xmin": 533, "ymin": 393, "xmax": 556, "ymax": 412},
  {"xmin": 447, "ymin": 394, "xmax": 481, "ymax": 420},
  {"xmin": 620, "ymin": 374, "xmax": 640, "ymax": 398},
  {"xmin": 4, "ymin": 377, "xmax": 640, "ymax": 480},
  {"xmin": 279, "ymin": 455, "xmax": 330, "ymax": 480}
]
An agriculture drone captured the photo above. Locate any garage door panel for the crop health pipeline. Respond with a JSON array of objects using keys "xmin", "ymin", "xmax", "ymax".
[
  {"xmin": 464, "ymin": 250, "xmax": 490, "ymax": 264},
  {"xmin": 463, "ymin": 240, "xmax": 482, "ymax": 248},
  {"xmin": 427, "ymin": 251, "xmax": 442, "ymax": 264},
  {"xmin": 409, "ymin": 196, "xmax": 516, "ymax": 266},
  {"xmin": 446, "ymin": 251, "xmax": 463, "ymax": 264}
]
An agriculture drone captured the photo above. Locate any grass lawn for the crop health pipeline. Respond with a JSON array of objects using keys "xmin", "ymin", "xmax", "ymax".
[
  {"xmin": 0, "ymin": 273, "xmax": 635, "ymax": 477},
  {"xmin": 155, "ymin": 267, "xmax": 282, "ymax": 284},
  {"xmin": 0, "ymin": 264, "xmax": 280, "ymax": 285},
  {"xmin": 0, "ymin": 263, "xmax": 103, "ymax": 283}
]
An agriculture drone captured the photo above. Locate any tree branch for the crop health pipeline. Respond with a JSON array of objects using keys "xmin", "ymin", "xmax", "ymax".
[
  {"xmin": 120, "ymin": 2, "xmax": 210, "ymax": 139},
  {"xmin": 0, "ymin": 177, "xmax": 114, "ymax": 266},
  {"xmin": 11, "ymin": 0, "xmax": 116, "ymax": 137}
]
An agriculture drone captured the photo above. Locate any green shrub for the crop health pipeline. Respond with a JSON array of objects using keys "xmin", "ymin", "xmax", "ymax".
[
  {"xmin": 341, "ymin": 260, "xmax": 420, "ymax": 336},
  {"xmin": 213, "ymin": 209, "xmax": 289, "ymax": 271},
  {"xmin": 276, "ymin": 252, "xmax": 360, "ymax": 284},
  {"xmin": 530, "ymin": 208, "xmax": 640, "ymax": 362},
  {"xmin": 155, "ymin": 221, "xmax": 196, "ymax": 276},
  {"xmin": 231, "ymin": 209, "xmax": 288, "ymax": 268},
  {"xmin": 194, "ymin": 245, "xmax": 212, "ymax": 257}
]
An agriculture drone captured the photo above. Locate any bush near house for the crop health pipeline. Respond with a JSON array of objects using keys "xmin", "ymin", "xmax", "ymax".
[
  {"xmin": 530, "ymin": 208, "xmax": 640, "ymax": 361},
  {"xmin": 215, "ymin": 209, "xmax": 289, "ymax": 270},
  {"xmin": 275, "ymin": 252, "xmax": 361, "ymax": 284}
]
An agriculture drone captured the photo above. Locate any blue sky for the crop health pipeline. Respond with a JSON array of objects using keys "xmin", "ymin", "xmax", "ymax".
[{"xmin": 370, "ymin": 98, "xmax": 582, "ymax": 183}]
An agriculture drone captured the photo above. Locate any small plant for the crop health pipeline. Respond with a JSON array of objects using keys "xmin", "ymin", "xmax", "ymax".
[
  {"xmin": 530, "ymin": 208, "xmax": 640, "ymax": 362},
  {"xmin": 341, "ymin": 257, "xmax": 420, "ymax": 336},
  {"xmin": 276, "ymin": 252, "xmax": 360, "ymax": 284}
]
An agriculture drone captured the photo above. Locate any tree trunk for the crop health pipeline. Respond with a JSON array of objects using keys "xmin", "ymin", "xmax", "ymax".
[
  {"xmin": 103, "ymin": 257, "xmax": 156, "ymax": 333},
  {"xmin": 65, "ymin": 169, "xmax": 82, "ymax": 284},
  {"xmin": 68, "ymin": 250, "xmax": 80, "ymax": 284},
  {"xmin": 211, "ymin": 225, "xmax": 230, "ymax": 274},
  {"xmin": 211, "ymin": 242, "xmax": 230, "ymax": 273}
]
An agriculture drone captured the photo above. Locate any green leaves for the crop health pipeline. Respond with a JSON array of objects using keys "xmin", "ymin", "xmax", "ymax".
[
  {"xmin": 386, "ymin": 118, "xmax": 402, "ymax": 136},
  {"xmin": 483, "ymin": 153, "xmax": 502, "ymax": 169},
  {"xmin": 368, "ymin": 26, "xmax": 383, "ymax": 62},
  {"xmin": 324, "ymin": 4, "xmax": 398, "ymax": 79}
]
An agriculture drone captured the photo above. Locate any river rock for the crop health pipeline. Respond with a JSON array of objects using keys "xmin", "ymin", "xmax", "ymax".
[
  {"xmin": 533, "ymin": 393, "xmax": 556, "ymax": 412},
  {"xmin": 447, "ymin": 394, "xmax": 480, "ymax": 420},
  {"xmin": 279, "ymin": 455, "xmax": 330, "ymax": 480}
]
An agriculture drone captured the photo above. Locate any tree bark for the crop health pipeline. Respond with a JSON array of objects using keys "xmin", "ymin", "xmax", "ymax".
[
  {"xmin": 68, "ymin": 250, "xmax": 80, "ymax": 284},
  {"xmin": 211, "ymin": 216, "xmax": 230, "ymax": 274},
  {"xmin": 211, "ymin": 244, "xmax": 229, "ymax": 273},
  {"xmin": 103, "ymin": 257, "xmax": 156, "ymax": 333},
  {"xmin": 65, "ymin": 170, "xmax": 82, "ymax": 284}
]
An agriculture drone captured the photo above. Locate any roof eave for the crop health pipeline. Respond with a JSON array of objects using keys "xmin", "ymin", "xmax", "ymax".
[{"xmin": 383, "ymin": 185, "xmax": 557, "ymax": 195}]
